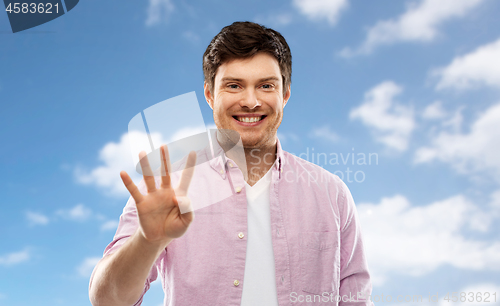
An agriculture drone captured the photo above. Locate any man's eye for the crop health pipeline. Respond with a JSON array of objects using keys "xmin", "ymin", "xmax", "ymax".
[
  {"xmin": 228, "ymin": 84, "xmax": 239, "ymax": 89},
  {"xmin": 261, "ymin": 84, "xmax": 274, "ymax": 89}
]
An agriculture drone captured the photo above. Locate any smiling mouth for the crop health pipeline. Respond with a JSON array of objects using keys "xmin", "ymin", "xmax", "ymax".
[{"xmin": 233, "ymin": 115, "xmax": 266, "ymax": 123}]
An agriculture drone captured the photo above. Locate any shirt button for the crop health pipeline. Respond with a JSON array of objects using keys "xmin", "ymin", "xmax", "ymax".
[
  {"xmin": 229, "ymin": 162, "xmax": 234, "ymax": 167},
  {"xmin": 219, "ymin": 169, "xmax": 224, "ymax": 174},
  {"xmin": 233, "ymin": 280, "xmax": 240, "ymax": 286},
  {"xmin": 235, "ymin": 186, "xmax": 242, "ymax": 193},
  {"xmin": 238, "ymin": 232, "xmax": 244, "ymax": 239}
]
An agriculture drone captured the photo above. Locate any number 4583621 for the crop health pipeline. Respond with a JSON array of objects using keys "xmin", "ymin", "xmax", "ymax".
[{"xmin": 5, "ymin": 3, "xmax": 59, "ymax": 14}]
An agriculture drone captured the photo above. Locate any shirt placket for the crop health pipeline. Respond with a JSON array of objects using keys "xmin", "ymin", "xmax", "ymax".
[
  {"xmin": 223, "ymin": 158, "xmax": 248, "ymax": 305},
  {"xmin": 270, "ymin": 159, "xmax": 293, "ymax": 306}
]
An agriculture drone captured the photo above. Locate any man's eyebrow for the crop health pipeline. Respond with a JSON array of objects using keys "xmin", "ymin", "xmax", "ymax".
[
  {"xmin": 220, "ymin": 77, "xmax": 244, "ymax": 83},
  {"xmin": 220, "ymin": 76, "xmax": 281, "ymax": 83},
  {"xmin": 258, "ymin": 76, "xmax": 280, "ymax": 82}
]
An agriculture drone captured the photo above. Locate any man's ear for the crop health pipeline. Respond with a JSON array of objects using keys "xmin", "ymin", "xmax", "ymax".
[
  {"xmin": 283, "ymin": 84, "xmax": 291, "ymax": 108},
  {"xmin": 204, "ymin": 82, "xmax": 214, "ymax": 110}
]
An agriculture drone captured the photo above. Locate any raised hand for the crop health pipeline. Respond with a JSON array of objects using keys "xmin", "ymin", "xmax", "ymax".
[{"xmin": 120, "ymin": 145, "xmax": 197, "ymax": 245}]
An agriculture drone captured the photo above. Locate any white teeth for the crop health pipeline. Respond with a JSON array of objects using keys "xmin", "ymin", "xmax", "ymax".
[{"xmin": 237, "ymin": 116, "xmax": 262, "ymax": 123}]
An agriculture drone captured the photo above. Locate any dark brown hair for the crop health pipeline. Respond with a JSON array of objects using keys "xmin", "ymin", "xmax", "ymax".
[{"xmin": 203, "ymin": 21, "xmax": 292, "ymax": 96}]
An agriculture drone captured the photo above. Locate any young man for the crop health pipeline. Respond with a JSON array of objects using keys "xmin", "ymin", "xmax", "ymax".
[{"xmin": 89, "ymin": 21, "xmax": 373, "ymax": 306}]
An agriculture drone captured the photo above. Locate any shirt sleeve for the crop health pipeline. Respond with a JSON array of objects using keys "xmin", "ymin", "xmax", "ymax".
[
  {"xmin": 337, "ymin": 180, "xmax": 374, "ymax": 306},
  {"xmin": 102, "ymin": 179, "xmax": 164, "ymax": 306}
]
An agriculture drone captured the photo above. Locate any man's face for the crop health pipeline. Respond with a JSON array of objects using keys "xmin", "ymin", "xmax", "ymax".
[{"xmin": 204, "ymin": 52, "xmax": 291, "ymax": 149}]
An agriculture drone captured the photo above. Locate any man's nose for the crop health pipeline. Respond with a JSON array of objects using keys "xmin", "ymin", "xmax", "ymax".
[{"xmin": 239, "ymin": 88, "xmax": 261, "ymax": 109}]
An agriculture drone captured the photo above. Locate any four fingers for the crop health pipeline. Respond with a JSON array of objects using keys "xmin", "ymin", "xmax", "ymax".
[{"xmin": 123, "ymin": 149, "xmax": 197, "ymax": 207}]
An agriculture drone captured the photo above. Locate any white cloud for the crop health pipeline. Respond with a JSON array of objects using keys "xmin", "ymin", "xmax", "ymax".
[
  {"xmin": 422, "ymin": 100, "xmax": 447, "ymax": 120},
  {"xmin": 25, "ymin": 211, "xmax": 49, "ymax": 226},
  {"xmin": 422, "ymin": 102, "xmax": 464, "ymax": 132},
  {"xmin": 350, "ymin": 81, "xmax": 415, "ymax": 151},
  {"xmin": 100, "ymin": 220, "xmax": 119, "ymax": 232},
  {"xmin": 293, "ymin": 0, "xmax": 348, "ymax": 25},
  {"xmin": 441, "ymin": 106, "xmax": 465, "ymax": 133},
  {"xmin": 56, "ymin": 204, "xmax": 92, "ymax": 222},
  {"xmin": 433, "ymin": 38, "xmax": 500, "ymax": 90},
  {"xmin": 439, "ymin": 283, "xmax": 500, "ymax": 306},
  {"xmin": 491, "ymin": 190, "xmax": 500, "ymax": 210},
  {"xmin": 358, "ymin": 194, "xmax": 500, "ymax": 286},
  {"xmin": 309, "ymin": 125, "xmax": 339, "ymax": 142},
  {"xmin": 415, "ymin": 103, "xmax": 500, "ymax": 180},
  {"xmin": 75, "ymin": 133, "xmax": 142, "ymax": 197},
  {"xmin": 0, "ymin": 249, "xmax": 30, "ymax": 266},
  {"xmin": 77, "ymin": 257, "xmax": 101, "ymax": 278},
  {"xmin": 339, "ymin": 0, "xmax": 484, "ymax": 57},
  {"xmin": 145, "ymin": 0, "xmax": 174, "ymax": 27}
]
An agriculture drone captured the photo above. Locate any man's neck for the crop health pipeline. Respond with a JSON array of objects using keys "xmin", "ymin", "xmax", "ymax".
[
  {"xmin": 215, "ymin": 130, "xmax": 278, "ymax": 186},
  {"xmin": 244, "ymin": 143, "xmax": 277, "ymax": 186}
]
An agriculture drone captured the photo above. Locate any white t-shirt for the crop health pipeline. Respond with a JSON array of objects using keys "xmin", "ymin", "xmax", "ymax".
[{"xmin": 240, "ymin": 168, "xmax": 279, "ymax": 306}]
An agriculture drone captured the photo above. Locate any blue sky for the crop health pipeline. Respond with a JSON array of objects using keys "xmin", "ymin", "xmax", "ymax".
[{"xmin": 1, "ymin": 0, "xmax": 500, "ymax": 305}]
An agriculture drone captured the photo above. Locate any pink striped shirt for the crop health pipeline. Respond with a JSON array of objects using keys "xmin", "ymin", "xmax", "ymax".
[{"xmin": 103, "ymin": 138, "xmax": 373, "ymax": 306}]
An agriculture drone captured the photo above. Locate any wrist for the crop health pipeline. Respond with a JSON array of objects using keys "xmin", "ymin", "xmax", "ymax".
[{"xmin": 134, "ymin": 230, "xmax": 172, "ymax": 253}]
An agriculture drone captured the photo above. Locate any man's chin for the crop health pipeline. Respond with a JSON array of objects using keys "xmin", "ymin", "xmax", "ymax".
[
  {"xmin": 238, "ymin": 136, "xmax": 258, "ymax": 148},
  {"xmin": 240, "ymin": 135, "xmax": 276, "ymax": 150}
]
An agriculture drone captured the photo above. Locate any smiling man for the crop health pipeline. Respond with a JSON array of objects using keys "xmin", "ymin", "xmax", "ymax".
[
  {"xmin": 205, "ymin": 50, "xmax": 289, "ymax": 186},
  {"xmin": 89, "ymin": 21, "xmax": 373, "ymax": 306}
]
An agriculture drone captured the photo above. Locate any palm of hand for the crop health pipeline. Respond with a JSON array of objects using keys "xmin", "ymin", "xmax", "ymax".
[{"xmin": 120, "ymin": 145, "xmax": 197, "ymax": 245}]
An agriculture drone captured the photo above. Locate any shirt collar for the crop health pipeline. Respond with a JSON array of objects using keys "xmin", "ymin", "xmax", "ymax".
[
  {"xmin": 275, "ymin": 136, "xmax": 285, "ymax": 175},
  {"xmin": 208, "ymin": 132, "xmax": 285, "ymax": 179}
]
